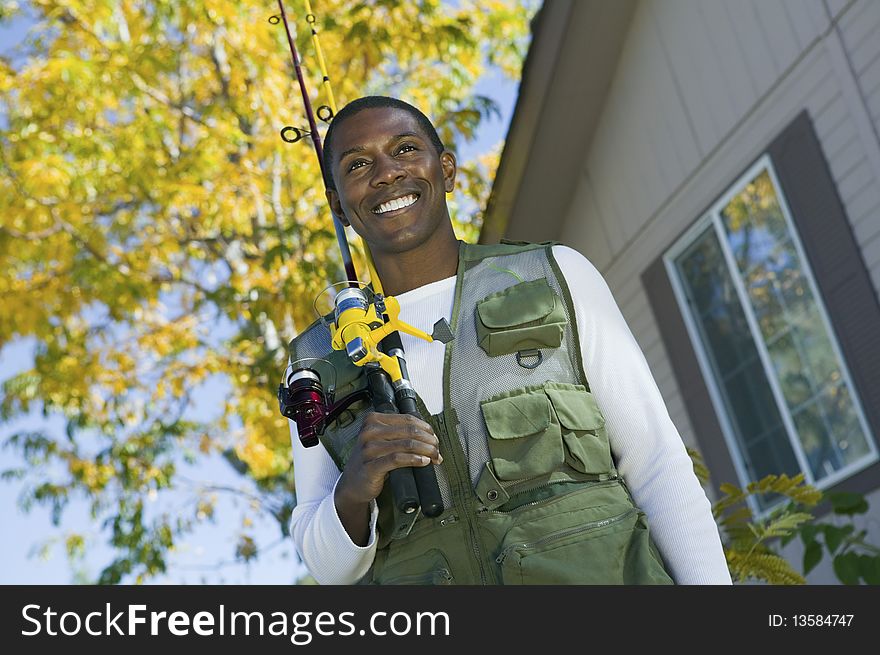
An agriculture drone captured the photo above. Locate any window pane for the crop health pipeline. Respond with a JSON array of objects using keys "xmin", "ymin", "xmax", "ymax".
[
  {"xmin": 791, "ymin": 397, "xmax": 839, "ymax": 480},
  {"xmin": 675, "ymin": 227, "xmax": 799, "ymax": 489},
  {"xmin": 719, "ymin": 168, "xmax": 872, "ymax": 483},
  {"xmin": 766, "ymin": 330, "xmax": 815, "ymax": 408},
  {"xmin": 742, "ymin": 260, "xmax": 787, "ymax": 340},
  {"xmin": 795, "ymin": 304, "xmax": 840, "ymax": 390},
  {"xmin": 821, "ymin": 383, "xmax": 871, "ymax": 463},
  {"xmin": 793, "ymin": 384, "xmax": 873, "ymax": 481},
  {"xmin": 776, "ymin": 247, "xmax": 812, "ymax": 320},
  {"xmin": 720, "ymin": 172, "xmax": 789, "ymax": 272}
]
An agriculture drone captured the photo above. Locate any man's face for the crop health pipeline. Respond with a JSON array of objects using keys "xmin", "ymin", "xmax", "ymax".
[{"xmin": 326, "ymin": 106, "xmax": 456, "ymax": 255}]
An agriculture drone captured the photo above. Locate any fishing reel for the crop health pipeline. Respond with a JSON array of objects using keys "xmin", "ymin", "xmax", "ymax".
[
  {"xmin": 278, "ymin": 358, "xmax": 369, "ymax": 448},
  {"xmin": 329, "ymin": 285, "xmax": 452, "ymax": 384},
  {"xmin": 279, "ymin": 284, "xmax": 452, "ymax": 448}
]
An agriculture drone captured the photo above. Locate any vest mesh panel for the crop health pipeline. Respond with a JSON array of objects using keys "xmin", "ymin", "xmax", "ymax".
[{"xmin": 450, "ymin": 248, "xmax": 583, "ymax": 485}]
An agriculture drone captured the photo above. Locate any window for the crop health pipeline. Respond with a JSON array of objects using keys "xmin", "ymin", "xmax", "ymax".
[{"xmin": 665, "ymin": 156, "xmax": 877, "ymax": 511}]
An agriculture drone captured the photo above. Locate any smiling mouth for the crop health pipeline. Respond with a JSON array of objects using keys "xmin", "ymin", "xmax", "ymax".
[{"xmin": 372, "ymin": 193, "xmax": 420, "ymax": 215}]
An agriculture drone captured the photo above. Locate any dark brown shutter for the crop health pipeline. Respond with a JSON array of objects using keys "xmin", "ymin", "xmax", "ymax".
[
  {"xmin": 642, "ymin": 110, "xmax": 880, "ymax": 500},
  {"xmin": 768, "ymin": 111, "xmax": 880, "ymax": 494}
]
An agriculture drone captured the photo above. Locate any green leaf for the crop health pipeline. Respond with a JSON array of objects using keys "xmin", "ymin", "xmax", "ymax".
[
  {"xmin": 65, "ymin": 533, "xmax": 85, "ymax": 559},
  {"xmin": 780, "ymin": 530, "xmax": 796, "ymax": 547},
  {"xmin": 803, "ymin": 540, "xmax": 823, "ymax": 575},
  {"xmin": 759, "ymin": 512, "xmax": 814, "ymax": 540},
  {"xmin": 822, "ymin": 524, "xmax": 854, "ymax": 554},
  {"xmin": 828, "ymin": 491, "xmax": 869, "ymax": 516},
  {"xmin": 686, "ymin": 446, "xmax": 710, "ymax": 487},
  {"xmin": 0, "ymin": 467, "xmax": 26, "ymax": 481},
  {"xmin": 832, "ymin": 552, "xmax": 861, "ymax": 585},
  {"xmin": 800, "ymin": 523, "xmax": 820, "ymax": 546},
  {"xmin": 235, "ymin": 534, "xmax": 257, "ymax": 563},
  {"xmin": 858, "ymin": 555, "xmax": 880, "ymax": 585},
  {"xmin": 729, "ymin": 550, "xmax": 805, "ymax": 585},
  {"xmin": 719, "ymin": 506, "xmax": 753, "ymax": 530}
]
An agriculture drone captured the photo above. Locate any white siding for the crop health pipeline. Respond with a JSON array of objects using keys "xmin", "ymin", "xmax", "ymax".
[
  {"xmin": 564, "ymin": 0, "xmax": 880, "ymax": 363},
  {"xmin": 836, "ymin": 0, "xmax": 880, "ymax": 296},
  {"xmin": 559, "ymin": 171, "xmax": 613, "ymax": 271},
  {"xmin": 558, "ymin": 0, "xmax": 880, "ymax": 581},
  {"xmin": 840, "ymin": 0, "xmax": 880, "ymax": 66},
  {"xmin": 782, "ymin": 0, "xmax": 827, "ymax": 51}
]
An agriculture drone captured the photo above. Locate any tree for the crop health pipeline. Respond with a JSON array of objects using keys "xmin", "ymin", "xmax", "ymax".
[{"xmin": 0, "ymin": 0, "xmax": 537, "ymax": 583}]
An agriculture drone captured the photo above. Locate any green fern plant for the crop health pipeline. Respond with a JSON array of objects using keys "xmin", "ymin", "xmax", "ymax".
[
  {"xmin": 688, "ymin": 447, "xmax": 880, "ymax": 585},
  {"xmin": 687, "ymin": 447, "xmax": 820, "ymax": 584},
  {"xmin": 714, "ymin": 474, "xmax": 821, "ymax": 584}
]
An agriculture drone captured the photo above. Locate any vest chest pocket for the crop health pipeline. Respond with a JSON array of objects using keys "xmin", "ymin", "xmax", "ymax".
[
  {"xmin": 481, "ymin": 386, "xmax": 564, "ymax": 480},
  {"xmin": 544, "ymin": 383, "xmax": 614, "ymax": 475},
  {"xmin": 475, "ymin": 279, "xmax": 567, "ymax": 357},
  {"xmin": 481, "ymin": 382, "xmax": 614, "ymax": 481}
]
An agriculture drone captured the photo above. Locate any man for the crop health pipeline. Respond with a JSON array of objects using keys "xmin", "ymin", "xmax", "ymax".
[{"xmin": 287, "ymin": 96, "xmax": 731, "ymax": 584}]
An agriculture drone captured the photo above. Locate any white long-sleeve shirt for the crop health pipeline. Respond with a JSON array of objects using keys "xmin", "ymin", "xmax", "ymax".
[{"xmin": 288, "ymin": 245, "xmax": 732, "ymax": 585}]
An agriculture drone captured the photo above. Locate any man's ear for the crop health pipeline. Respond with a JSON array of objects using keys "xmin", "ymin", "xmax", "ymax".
[
  {"xmin": 441, "ymin": 151, "xmax": 456, "ymax": 193},
  {"xmin": 326, "ymin": 189, "xmax": 349, "ymax": 226}
]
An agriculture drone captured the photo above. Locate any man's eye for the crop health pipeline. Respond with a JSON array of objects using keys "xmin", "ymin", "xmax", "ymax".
[
  {"xmin": 396, "ymin": 144, "xmax": 416, "ymax": 154},
  {"xmin": 347, "ymin": 160, "xmax": 368, "ymax": 172}
]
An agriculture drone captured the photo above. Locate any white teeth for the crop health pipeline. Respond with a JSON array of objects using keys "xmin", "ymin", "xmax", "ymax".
[{"xmin": 373, "ymin": 194, "xmax": 418, "ymax": 214}]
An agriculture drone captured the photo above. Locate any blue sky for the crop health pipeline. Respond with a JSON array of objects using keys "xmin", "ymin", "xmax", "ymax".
[{"xmin": 0, "ymin": 4, "xmax": 522, "ymax": 584}]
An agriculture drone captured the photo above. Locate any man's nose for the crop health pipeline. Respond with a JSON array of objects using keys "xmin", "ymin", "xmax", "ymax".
[{"xmin": 371, "ymin": 155, "xmax": 405, "ymax": 186}]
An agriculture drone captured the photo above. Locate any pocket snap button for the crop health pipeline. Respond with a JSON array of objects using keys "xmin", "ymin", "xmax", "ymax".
[{"xmin": 487, "ymin": 490, "xmax": 499, "ymax": 501}]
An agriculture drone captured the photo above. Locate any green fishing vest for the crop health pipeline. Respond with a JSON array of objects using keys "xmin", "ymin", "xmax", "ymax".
[{"xmin": 289, "ymin": 241, "xmax": 674, "ymax": 585}]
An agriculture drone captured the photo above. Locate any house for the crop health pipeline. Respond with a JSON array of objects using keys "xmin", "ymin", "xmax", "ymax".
[{"xmin": 483, "ymin": 0, "xmax": 880, "ymax": 583}]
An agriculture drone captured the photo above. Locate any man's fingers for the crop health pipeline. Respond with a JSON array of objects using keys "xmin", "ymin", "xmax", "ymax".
[
  {"xmin": 368, "ymin": 452, "xmax": 433, "ymax": 475},
  {"xmin": 362, "ymin": 436, "xmax": 441, "ymax": 462},
  {"xmin": 365, "ymin": 411, "xmax": 433, "ymax": 434},
  {"xmin": 361, "ymin": 416, "xmax": 439, "ymax": 447}
]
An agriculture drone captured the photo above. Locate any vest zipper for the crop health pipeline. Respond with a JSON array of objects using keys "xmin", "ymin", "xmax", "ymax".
[
  {"xmin": 480, "ymin": 478, "xmax": 620, "ymax": 516},
  {"xmin": 437, "ymin": 410, "xmax": 489, "ymax": 584},
  {"xmin": 383, "ymin": 568, "xmax": 453, "ymax": 585},
  {"xmin": 501, "ymin": 472, "xmax": 619, "ymax": 503},
  {"xmin": 495, "ymin": 508, "xmax": 637, "ymax": 566},
  {"xmin": 440, "ymin": 246, "xmax": 492, "ymax": 584}
]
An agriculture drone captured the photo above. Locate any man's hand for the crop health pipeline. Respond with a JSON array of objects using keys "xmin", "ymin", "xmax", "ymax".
[{"xmin": 334, "ymin": 412, "xmax": 443, "ymax": 545}]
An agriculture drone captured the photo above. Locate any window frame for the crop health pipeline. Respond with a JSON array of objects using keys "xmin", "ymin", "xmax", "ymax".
[{"xmin": 663, "ymin": 154, "xmax": 878, "ymax": 514}]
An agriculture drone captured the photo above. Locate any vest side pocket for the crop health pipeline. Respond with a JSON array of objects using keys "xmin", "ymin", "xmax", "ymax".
[
  {"xmin": 544, "ymin": 383, "xmax": 614, "ymax": 475},
  {"xmin": 497, "ymin": 508, "xmax": 673, "ymax": 584},
  {"xmin": 370, "ymin": 547, "xmax": 454, "ymax": 585},
  {"xmin": 490, "ymin": 482, "xmax": 675, "ymax": 585},
  {"xmin": 475, "ymin": 279, "xmax": 566, "ymax": 356},
  {"xmin": 481, "ymin": 386, "xmax": 564, "ymax": 480}
]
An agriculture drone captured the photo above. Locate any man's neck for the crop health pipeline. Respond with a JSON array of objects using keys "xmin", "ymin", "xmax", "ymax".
[{"xmin": 371, "ymin": 231, "xmax": 460, "ymax": 296}]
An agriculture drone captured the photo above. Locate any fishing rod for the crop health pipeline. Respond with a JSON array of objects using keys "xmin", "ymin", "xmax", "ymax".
[
  {"xmin": 273, "ymin": 0, "xmax": 447, "ymax": 521},
  {"xmin": 270, "ymin": 0, "xmax": 355, "ymax": 286}
]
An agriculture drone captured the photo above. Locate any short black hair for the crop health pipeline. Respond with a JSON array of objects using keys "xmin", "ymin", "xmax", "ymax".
[{"xmin": 322, "ymin": 96, "xmax": 445, "ymax": 190}]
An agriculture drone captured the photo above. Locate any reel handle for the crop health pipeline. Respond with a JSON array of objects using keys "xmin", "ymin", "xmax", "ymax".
[
  {"xmin": 382, "ymin": 331, "xmax": 445, "ymax": 519},
  {"xmin": 365, "ymin": 367, "xmax": 420, "ymax": 518},
  {"xmin": 395, "ymin": 390, "xmax": 444, "ymax": 518}
]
